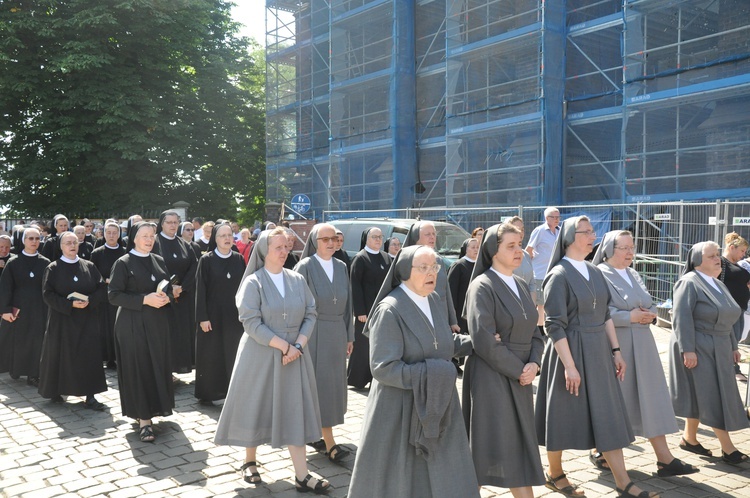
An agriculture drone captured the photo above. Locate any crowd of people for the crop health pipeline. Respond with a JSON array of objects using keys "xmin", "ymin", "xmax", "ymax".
[{"xmin": 1, "ymin": 210, "xmax": 749, "ymax": 497}]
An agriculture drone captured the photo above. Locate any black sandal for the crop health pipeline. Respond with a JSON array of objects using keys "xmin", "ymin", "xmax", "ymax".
[
  {"xmin": 544, "ymin": 472, "xmax": 586, "ymax": 497},
  {"xmin": 307, "ymin": 439, "xmax": 326, "ymax": 452},
  {"xmin": 240, "ymin": 461, "xmax": 262, "ymax": 484},
  {"xmin": 616, "ymin": 481, "xmax": 659, "ymax": 497},
  {"xmin": 326, "ymin": 444, "xmax": 350, "ymax": 463},
  {"xmin": 656, "ymin": 458, "xmax": 698, "ymax": 477},
  {"xmin": 589, "ymin": 451, "xmax": 610, "ymax": 471},
  {"xmin": 139, "ymin": 425, "xmax": 155, "ymax": 442},
  {"xmin": 722, "ymin": 450, "xmax": 749, "ymax": 465},
  {"xmin": 295, "ymin": 473, "xmax": 330, "ymax": 494},
  {"xmin": 679, "ymin": 438, "xmax": 712, "ymax": 457}
]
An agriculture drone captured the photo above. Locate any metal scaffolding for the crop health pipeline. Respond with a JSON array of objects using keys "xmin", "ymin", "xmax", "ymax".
[{"xmin": 265, "ymin": 0, "xmax": 750, "ymax": 219}]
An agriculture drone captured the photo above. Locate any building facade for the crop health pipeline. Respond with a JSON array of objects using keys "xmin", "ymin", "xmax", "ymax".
[{"xmin": 265, "ymin": 0, "xmax": 750, "ymax": 219}]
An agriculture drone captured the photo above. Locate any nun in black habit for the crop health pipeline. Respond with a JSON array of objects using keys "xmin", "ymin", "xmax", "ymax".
[
  {"xmin": 0, "ymin": 227, "xmax": 49, "ymax": 385},
  {"xmin": 347, "ymin": 227, "xmax": 391, "ymax": 389},
  {"xmin": 151, "ymin": 210, "xmax": 198, "ymax": 374},
  {"xmin": 38, "ymin": 232, "xmax": 108, "ymax": 410},
  {"xmin": 40, "ymin": 214, "xmax": 70, "ymax": 261},
  {"xmin": 194, "ymin": 223, "xmax": 246, "ymax": 403},
  {"xmin": 109, "ymin": 221, "xmax": 174, "ymax": 441},
  {"xmin": 91, "ymin": 220, "xmax": 127, "ymax": 369},
  {"xmin": 332, "ymin": 228, "xmax": 351, "ymax": 272},
  {"xmin": 447, "ymin": 237, "xmax": 479, "ymax": 334},
  {"xmin": 178, "ymin": 221, "xmax": 202, "ymax": 259}
]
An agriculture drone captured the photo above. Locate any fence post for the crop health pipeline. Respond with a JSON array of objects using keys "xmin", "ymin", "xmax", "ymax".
[
  {"xmin": 721, "ymin": 199, "xmax": 730, "ymax": 244},
  {"xmin": 714, "ymin": 199, "xmax": 722, "ymax": 243},
  {"xmin": 635, "ymin": 202, "xmax": 641, "ymax": 251},
  {"xmin": 678, "ymin": 202, "xmax": 684, "ymax": 261}
]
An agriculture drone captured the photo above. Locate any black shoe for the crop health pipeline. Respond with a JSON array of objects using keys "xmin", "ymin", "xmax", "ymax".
[
  {"xmin": 85, "ymin": 396, "xmax": 106, "ymax": 411},
  {"xmin": 27, "ymin": 377, "xmax": 39, "ymax": 387},
  {"xmin": 105, "ymin": 361, "xmax": 117, "ymax": 370},
  {"xmin": 50, "ymin": 395, "xmax": 64, "ymax": 403},
  {"xmin": 10, "ymin": 373, "xmax": 20, "ymax": 380},
  {"xmin": 198, "ymin": 399, "xmax": 214, "ymax": 406},
  {"xmin": 307, "ymin": 439, "xmax": 327, "ymax": 451}
]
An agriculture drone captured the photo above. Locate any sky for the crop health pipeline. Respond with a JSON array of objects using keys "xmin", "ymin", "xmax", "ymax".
[{"xmin": 231, "ymin": 2, "xmax": 266, "ymax": 44}]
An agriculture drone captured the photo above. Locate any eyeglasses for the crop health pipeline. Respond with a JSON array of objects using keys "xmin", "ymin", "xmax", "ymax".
[
  {"xmin": 369, "ymin": 234, "xmax": 383, "ymax": 240},
  {"xmin": 546, "ymin": 215, "xmax": 560, "ymax": 219},
  {"xmin": 412, "ymin": 264, "xmax": 441, "ymax": 274},
  {"xmin": 575, "ymin": 230, "xmax": 596, "ymax": 237},
  {"xmin": 183, "ymin": 228, "xmax": 194, "ymax": 232},
  {"xmin": 25, "ymin": 237, "xmax": 41, "ymax": 241},
  {"xmin": 615, "ymin": 246, "xmax": 635, "ymax": 253},
  {"xmin": 317, "ymin": 236, "xmax": 336, "ymax": 244}
]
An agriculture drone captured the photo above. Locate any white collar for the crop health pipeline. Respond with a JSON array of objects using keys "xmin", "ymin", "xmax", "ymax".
[
  {"xmin": 200, "ymin": 236, "xmax": 210, "ymax": 244},
  {"xmin": 463, "ymin": 256, "xmax": 476, "ymax": 263},
  {"xmin": 365, "ymin": 246, "xmax": 380, "ymax": 255},
  {"xmin": 105, "ymin": 243, "xmax": 120, "ymax": 249},
  {"xmin": 22, "ymin": 250, "xmax": 38, "ymax": 257},
  {"xmin": 129, "ymin": 249, "xmax": 149, "ymax": 257},
  {"xmin": 159, "ymin": 232, "xmax": 176, "ymax": 241},
  {"xmin": 60, "ymin": 255, "xmax": 79, "ymax": 264},
  {"xmin": 214, "ymin": 248, "xmax": 231, "ymax": 258}
]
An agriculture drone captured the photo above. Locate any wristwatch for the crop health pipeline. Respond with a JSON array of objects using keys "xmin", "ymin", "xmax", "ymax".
[{"xmin": 293, "ymin": 343, "xmax": 304, "ymax": 354}]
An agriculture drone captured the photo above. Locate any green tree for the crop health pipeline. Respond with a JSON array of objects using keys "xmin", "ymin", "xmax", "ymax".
[{"xmin": 0, "ymin": 0, "xmax": 265, "ymax": 222}]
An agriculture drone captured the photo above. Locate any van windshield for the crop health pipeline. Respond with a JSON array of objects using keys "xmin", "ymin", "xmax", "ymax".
[{"xmin": 435, "ymin": 224, "xmax": 469, "ymax": 256}]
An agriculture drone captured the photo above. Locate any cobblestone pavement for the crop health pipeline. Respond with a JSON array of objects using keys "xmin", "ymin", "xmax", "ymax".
[{"xmin": 1, "ymin": 326, "xmax": 750, "ymax": 497}]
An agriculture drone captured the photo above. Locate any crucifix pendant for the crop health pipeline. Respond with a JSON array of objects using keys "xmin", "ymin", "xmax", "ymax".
[
  {"xmin": 433, "ymin": 338, "xmax": 438, "ymax": 350},
  {"xmin": 593, "ymin": 299, "xmax": 597, "ymax": 309},
  {"xmin": 282, "ymin": 312, "xmax": 287, "ymax": 320},
  {"xmin": 522, "ymin": 311, "xmax": 527, "ymax": 320},
  {"xmin": 332, "ymin": 297, "xmax": 337, "ymax": 305}
]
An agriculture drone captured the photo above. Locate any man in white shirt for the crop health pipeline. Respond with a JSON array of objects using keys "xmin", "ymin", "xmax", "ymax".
[{"xmin": 525, "ymin": 207, "xmax": 560, "ymax": 332}]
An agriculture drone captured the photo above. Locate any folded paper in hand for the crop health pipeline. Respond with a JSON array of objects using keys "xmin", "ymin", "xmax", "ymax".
[{"xmin": 67, "ymin": 292, "xmax": 89, "ymax": 302}]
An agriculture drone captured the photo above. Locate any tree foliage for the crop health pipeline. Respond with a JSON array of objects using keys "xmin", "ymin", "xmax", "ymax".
[{"xmin": 0, "ymin": 0, "xmax": 265, "ymax": 223}]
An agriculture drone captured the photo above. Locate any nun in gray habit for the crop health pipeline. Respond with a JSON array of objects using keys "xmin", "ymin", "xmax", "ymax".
[
  {"xmin": 348, "ymin": 245, "xmax": 479, "ymax": 498},
  {"xmin": 462, "ymin": 223, "xmax": 545, "ymax": 490},
  {"xmin": 294, "ymin": 223, "xmax": 353, "ymax": 462},
  {"xmin": 668, "ymin": 241, "xmax": 748, "ymax": 464},
  {"xmin": 535, "ymin": 216, "xmax": 654, "ymax": 498},
  {"xmin": 215, "ymin": 229, "xmax": 329, "ymax": 492},
  {"xmin": 404, "ymin": 221, "xmax": 460, "ymax": 331},
  {"xmin": 593, "ymin": 231, "xmax": 697, "ymax": 477}
]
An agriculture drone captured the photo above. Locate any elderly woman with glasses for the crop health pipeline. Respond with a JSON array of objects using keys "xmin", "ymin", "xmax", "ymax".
[
  {"xmin": 669, "ymin": 241, "xmax": 748, "ymax": 465},
  {"xmin": 349, "ymin": 245, "xmax": 478, "ymax": 497},
  {"xmin": 535, "ymin": 216, "xmax": 658, "ymax": 498},
  {"xmin": 591, "ymin": 231, "xmax": 697, "ymax": 477},
  {"xmin": 215, "ymin": 228, "xmax": 329, "ymax": 493},
  {"xmin": 294, "ymin": 223, "xmax": 353, "ymax": 463}
]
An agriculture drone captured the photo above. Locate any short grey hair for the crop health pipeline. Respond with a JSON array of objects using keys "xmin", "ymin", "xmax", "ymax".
[{"xmin": 544, "ymin": 207, "xmax": 560, "ymax": 218}]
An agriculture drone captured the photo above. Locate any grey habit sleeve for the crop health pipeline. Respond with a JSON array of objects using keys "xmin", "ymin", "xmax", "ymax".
[
  {"xmin": 672, "ymin": 277, "xmax": 696, "ymax": 354},
  {"xmin": 542, "ymin": 269, "xmax": 570, "ymax": 343},
  {"xmin": 466, "ymin": 278, "xmax": 526, "ymax": 379},
  {"xmin": 295, "ymin": 274, "xmax": 318, "ymax": 339}
]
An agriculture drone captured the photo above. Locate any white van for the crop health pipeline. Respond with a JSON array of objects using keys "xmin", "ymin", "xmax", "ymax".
[{"xmin": 328, "ymin": 218, "xmax": 470, "ymax": 266}]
